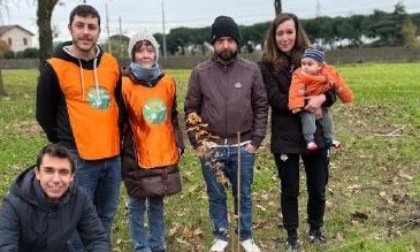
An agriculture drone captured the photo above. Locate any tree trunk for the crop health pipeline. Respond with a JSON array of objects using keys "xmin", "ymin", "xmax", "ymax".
[
  {"xmin": 37, "ymin": 0, "xmax": 59, "ymax": 70},
  {"xmin": 0, "ymin": 69, "xmax": 7, "ymax": 97}
]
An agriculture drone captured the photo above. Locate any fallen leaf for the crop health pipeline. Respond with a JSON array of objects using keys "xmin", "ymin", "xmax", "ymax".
[
  {"xmin": 347, "ymin": 184, "xmax": 362, "ymax": 192},
  {"xmin": 169, "ymin": 222, "xmax": 181, "ymax": 236},
  {"xmin": 256, "ymin": 204, "xmax": 267, "ymax": 212},
  {"xmin": 398, "ymin": 169, "xmax": 413, "ymax": 181}
]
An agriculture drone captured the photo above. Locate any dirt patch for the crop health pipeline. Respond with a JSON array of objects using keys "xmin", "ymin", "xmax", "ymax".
[
  {"xmin": 375, "ymin": 193, "xmax": 420, "ymax": 237},
  {"xmin": 13, "ymin": 120, "xmax": 44, "ymax": 138}
]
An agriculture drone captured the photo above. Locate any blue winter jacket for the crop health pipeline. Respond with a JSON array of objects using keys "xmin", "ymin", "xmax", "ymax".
[{"xmin": 0, "ymin": 166, "xmax": 110, "ymax": 252}]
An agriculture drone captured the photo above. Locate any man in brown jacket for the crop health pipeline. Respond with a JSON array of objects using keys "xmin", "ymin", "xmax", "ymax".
[{"xmin": 184, "ymin": 16, "xmax": 268, "ymax": 252}]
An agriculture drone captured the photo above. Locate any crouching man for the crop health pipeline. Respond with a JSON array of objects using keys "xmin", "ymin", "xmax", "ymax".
[{"xmin": 0, "ymin": 144, "xmax": 110, "ymax": 251}]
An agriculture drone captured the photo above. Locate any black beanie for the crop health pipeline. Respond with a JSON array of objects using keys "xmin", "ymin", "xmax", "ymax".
[{"xmin": 211, "ymin": 15, "xmax": 240, "ymax": 44}]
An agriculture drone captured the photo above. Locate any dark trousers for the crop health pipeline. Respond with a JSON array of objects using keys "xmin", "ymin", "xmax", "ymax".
[{"xmin": 273, "ymin": 149, "xmax": 329, "ymax": 233}]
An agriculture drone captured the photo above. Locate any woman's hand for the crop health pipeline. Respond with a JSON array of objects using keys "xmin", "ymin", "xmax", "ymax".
[
  {"xmin": 305, "ymin": 94, "xmax": 326, "ymax": 113},
  {"xmin": 313, "ymin": 107, "xmax": 323, "ymax": 119}
]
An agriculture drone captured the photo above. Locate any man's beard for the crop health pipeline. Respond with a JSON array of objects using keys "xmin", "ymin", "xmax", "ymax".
[{"xmin": 216, "ymin": 49, "xmax": 237, "ymax": 62}]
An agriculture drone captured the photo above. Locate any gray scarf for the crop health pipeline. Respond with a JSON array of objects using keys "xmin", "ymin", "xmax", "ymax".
[{"xmin": 130, "ymin": 62, "xmax": 162, "ymax": 85}]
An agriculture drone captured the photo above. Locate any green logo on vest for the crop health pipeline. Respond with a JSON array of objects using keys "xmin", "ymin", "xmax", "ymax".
[
  {"xmin": 87, "ymin": 86, "xmax": 110, "ymax": 109},
  {"xmin": 143, "ymin": 98, "xmax": 167, "ymax": 124}
]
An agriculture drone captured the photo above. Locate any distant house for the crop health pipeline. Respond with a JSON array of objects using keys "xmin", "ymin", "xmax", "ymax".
[{"xmin": 0, "ymin": 25, "xmax": 34, "ymax": 52}]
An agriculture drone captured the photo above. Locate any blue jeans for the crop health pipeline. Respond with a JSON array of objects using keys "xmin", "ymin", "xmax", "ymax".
[
  {"xmin": 68, "ymin": 151, "xmax": 121, "ymax": 251},
  {"xmin": 201, "ymin": 144, "xmax": 255, "ymax": 241},
  {"xmin": 128, "ymin": 196, "xmax": 165, "ymax": 252}
]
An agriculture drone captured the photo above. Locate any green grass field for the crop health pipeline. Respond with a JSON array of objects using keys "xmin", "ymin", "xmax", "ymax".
[{"xmin": 0, "ymin": 63, "xmax": 419, "ymax": 252}]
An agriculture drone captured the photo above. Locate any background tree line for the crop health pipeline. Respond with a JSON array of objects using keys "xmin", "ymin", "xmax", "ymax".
[
  {"xmin": 1, "ymin": 2, "xmax": 419, "ymax": 60},
  {"xmin": 148, "ymin": 3, "xmax": 420, "ymax": 56},
  {"xmin": 0, "ymin": 1, "xmax": 418, "ymax": 96}
]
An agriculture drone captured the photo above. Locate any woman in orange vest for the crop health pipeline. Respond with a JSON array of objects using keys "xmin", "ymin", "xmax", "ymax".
[{"xmin": 121, "ymin": 31, "xmax": 184, "ymax": 252}]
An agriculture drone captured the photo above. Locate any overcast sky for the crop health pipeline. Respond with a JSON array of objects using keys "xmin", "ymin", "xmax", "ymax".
[{"xmin": 3, "ymin": 0, "xmax": 420, "ymax": 45}]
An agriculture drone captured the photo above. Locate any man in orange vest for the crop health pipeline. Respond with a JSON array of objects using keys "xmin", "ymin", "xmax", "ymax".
[{"xmin": 36, "ymin": 4, "xmax": 123, "ymax": 251}]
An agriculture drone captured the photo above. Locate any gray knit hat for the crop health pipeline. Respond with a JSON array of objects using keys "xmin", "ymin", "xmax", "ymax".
[
  {"xmin": 128, "ymin": 31, "xmax": 160, "ymax": 62},
  {"xmin": 302, "ymin": 46, "xmax": 325, "ymax": 63}
]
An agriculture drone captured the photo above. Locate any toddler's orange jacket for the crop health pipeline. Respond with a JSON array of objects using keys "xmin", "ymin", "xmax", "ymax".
[{"xmin": 288, "ymin": 64, "xmax": 354, "ymax": 110}]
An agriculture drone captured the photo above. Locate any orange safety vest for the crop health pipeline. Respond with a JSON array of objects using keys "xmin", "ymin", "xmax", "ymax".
[
  {"xmin": 48, "ymin": 54, "xmax": 120, "ymax": 160},
  {"xmin": 122, "ymin": 75, "xmax": 179, "ymax": 169}
]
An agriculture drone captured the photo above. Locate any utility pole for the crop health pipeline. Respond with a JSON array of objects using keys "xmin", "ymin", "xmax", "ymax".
[
  {"xmin": 161, "ymin": 0, "xmax": 167, "ymax": 58},
  {"xmin": 316, "ymin": 0, "xmax": 321, "ymax": 17},
  {"xmin": 274, "ymin": 0, "xmax": 282, "ymax": 15},
  {"xmin": 105, "ymin": 3, "xmax": 112, "ymax": 53}
]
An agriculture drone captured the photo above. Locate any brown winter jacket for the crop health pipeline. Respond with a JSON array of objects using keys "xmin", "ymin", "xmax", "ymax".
[
  {"xmin": 121, "ymin": 129, "xmax": 182, "ymax": 199},
  {"xmin": 184, "ymin": 56, "xmax": 268, "ymax": 149}
]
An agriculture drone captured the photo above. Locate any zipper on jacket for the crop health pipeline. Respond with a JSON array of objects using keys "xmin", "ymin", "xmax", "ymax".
[{"xmin": 224, "ymin": 64, "xmax": 229, "ymax": 139}]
